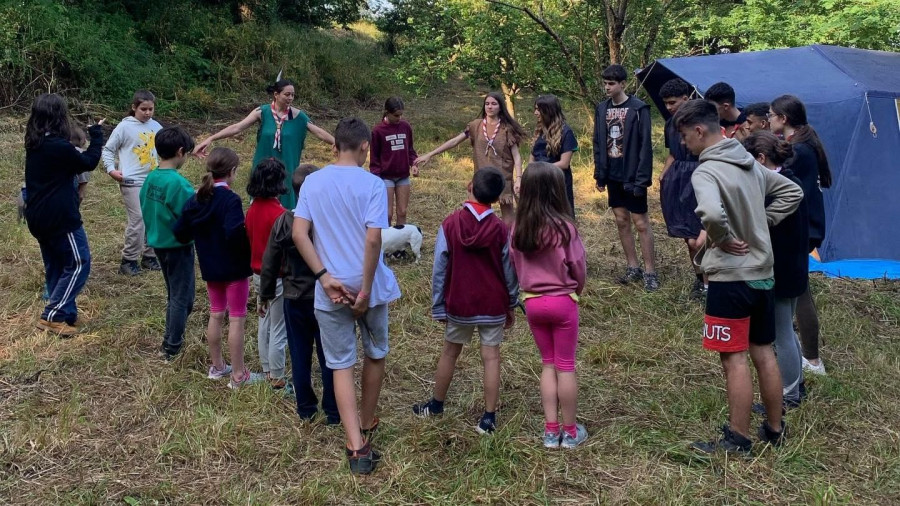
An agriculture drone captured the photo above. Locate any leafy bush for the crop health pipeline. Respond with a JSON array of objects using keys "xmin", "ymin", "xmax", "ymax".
[{"xmin": 0, "ymin": 0, "xmax": 389, "ymax": 115}]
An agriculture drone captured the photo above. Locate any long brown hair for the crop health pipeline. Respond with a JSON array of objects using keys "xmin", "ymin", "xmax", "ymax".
[
  {"xmin": 480, "ymin": 91, "xmax": 527, "ymax": 144},
  {"xmin": 770, "ymin": 95, "xmax": 832, "ymax": 188},
  {"xmin": 198, "ymin": 147, "xmax": 239, "ymax": 202},
  {"xmin": 534, "ymin": 94, "xmax": 566, "ymax": 157},
  {"xmin": 513, "ymin": 162, "xmax": 573, "ymax": 252},
  {"xmin": 25, "ymin": 93, "xmax": 72, "ymax": 150}
]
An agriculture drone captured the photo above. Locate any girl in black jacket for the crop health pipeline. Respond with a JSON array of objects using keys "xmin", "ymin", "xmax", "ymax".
[
  {"xmin": 24, "ymin": 94, "xmax": 104, "ymax": 336},
  {"xmin": 744, "ymin": 131, "xmax": 808, "ymax": 407},
  {"xmin": 174, "ymin": 147, "xmax": 260, "ymax": 388},
  {"xmin": 769, "ymin": 95, "xmax": 831, "ymax": 375}
]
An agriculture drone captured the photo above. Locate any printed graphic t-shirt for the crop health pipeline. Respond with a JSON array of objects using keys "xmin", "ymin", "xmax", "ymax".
[{"xmin": 606, "ymin": 105, "xmax": 628, "ymax": 175}]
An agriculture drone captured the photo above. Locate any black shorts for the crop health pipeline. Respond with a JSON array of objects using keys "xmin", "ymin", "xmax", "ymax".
[
  {"xmin": 703, "ymin": 281, "xmax": 775, "ymax": 352},
  {"xmin": 607, "ymin": 181, "xmax": 648, "ymax": 214}
]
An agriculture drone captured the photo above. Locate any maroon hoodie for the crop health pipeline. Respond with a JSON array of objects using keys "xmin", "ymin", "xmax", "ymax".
[
  {"xmin": 370, "ymin": 119, "xmax": 417, "ymax": 179},
  {"xmin": 431, "ymin": 203, "xmax": 519, "ymax": 325}
]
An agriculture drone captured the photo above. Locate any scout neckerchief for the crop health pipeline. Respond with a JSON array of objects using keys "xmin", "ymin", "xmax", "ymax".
[
  {"xmin": 214, "ymin": 180, "xmax": 230, "ymax": 189},
  {"xmin": 482, "ymin": 117, "xmax": 501, "ymax": 156},
  {"xmin": 271, "ymin": 103, "xmax": 291, "ymax": 152}
]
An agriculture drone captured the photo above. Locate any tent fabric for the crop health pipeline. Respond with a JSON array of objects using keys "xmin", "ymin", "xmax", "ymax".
[{"xmin": 637, "ymin": 45, "xmax": 900, "ymax": 279}]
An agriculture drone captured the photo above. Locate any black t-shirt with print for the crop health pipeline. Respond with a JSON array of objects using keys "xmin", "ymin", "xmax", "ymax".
[{"xmin": 606, "ymin": 105, "xmax": 628, "ymax": 175}]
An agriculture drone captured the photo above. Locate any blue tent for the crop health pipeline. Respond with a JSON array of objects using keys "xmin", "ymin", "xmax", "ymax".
[{"xmin": 637, "ymin": 45, "xmax": 900, "ymax": 279}]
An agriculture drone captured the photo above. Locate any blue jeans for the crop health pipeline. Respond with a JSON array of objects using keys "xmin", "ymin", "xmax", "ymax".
[
  {"xmin": 39, "ymin": 227, "xmax": 91, "ymax": 324},
  {"xmin": 156, "ymin": 245, "xmax": 196, "ymax": 355},
  {"xmin": 284, "ymin": 297, "xmax": 339, "ymax": 422}
]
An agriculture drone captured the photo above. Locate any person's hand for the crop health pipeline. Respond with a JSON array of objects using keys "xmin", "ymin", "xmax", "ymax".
[
  {"xmin": 258, "ymin": 298, "xmax": 269, "ymax": 318},
  {"xmin": 513, "ymin": 178, "xmax": 521, "ymax": 196},
  {"xmin": 596, "ymin": 183, "xmax": 606, "ymax": 193},
  {"xmin": 109, "ymin": 170, "xmax": 124, "ymax": 183},
  {"xmin": 720, "ymin": 238, "xmax": 750, "ymax": 256},
  {"xmin": 505, "ymin": 309, "xmax": 515, "ymax": 329},
  {"xmin": 350, "ymin": 291, "xmax": 369, "ymax": 319},
  {"xmin": 411, "ymin": 164, "xmax": 420, "ymax": 177},
  {"xmin": 633, "ymin": 186, "xmax": 647, "ymax": 197},
  {"xmin": 321, "ymin": 273, "xmax": 352, "ymax": 305},
  {"xmin": 413, "ymin": 155, "xmax": 431, "ymax": 166},
  {"xmin": 193, "ymin": 139, "xmax": 212, "ymax": 159},
  {"xmin": 90, "ymin": 118, "xmax": 105, "ymax": 127}
]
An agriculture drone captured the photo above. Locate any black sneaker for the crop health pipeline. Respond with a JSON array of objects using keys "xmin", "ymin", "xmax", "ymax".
[
  {"xmin": 141, "ymin": 256, "xmax": 162, "ymax": 271},
  {"xmin": 690, "ymin": 425, "xmax": 753, "ymax": 455},
  {"xmin": 346, "ymin": 442, "xmax": 381, "ymax": 475},
  {"xmin": 643, "ymin": 272, "xmax": 660, "ymax": 292},
  {"xmin": 119, "ymin": 259, "xmax": 141, "ymax": 276},
  {"xmin": 616, "ymin": 266, "xmax": 644, "ymax": 285},
  {"xmin": 689, "ymin": 279, "xmax": 706, "ymax": 300},
  {"xmin": 476, "ymin": 413, "xmax": 496, "ymax": 435},
  {"xmin": 758, "ymin": 421, "xmax": 787, "ymax": 446},
  {"xmin": 412, "ymin": 398, "xmax": 444, "ymax": 417}
]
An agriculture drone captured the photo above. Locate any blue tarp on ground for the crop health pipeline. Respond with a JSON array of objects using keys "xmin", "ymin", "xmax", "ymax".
[{"xmin": 637, "ymin": 45, "xmax": 900, "ymax": 279}]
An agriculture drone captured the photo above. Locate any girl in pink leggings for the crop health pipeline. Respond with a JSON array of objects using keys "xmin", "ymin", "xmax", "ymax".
[
  {"xmin": 510, "ymin": 162, "xmax": 587, "ymax": 448},
  {"xmin": 174, "ymin": 147, "xmax": 261, "ymax": 389}
]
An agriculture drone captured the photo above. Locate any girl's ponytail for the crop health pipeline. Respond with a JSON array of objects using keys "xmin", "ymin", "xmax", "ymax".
[{"xmin": 198, "ymin": 147, "xmax": 240, "ymax": 202}]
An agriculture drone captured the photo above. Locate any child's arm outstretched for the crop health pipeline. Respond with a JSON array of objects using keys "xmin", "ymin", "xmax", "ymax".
[
  {"xmin": 194, "ymin": 108, "xmax": 263, "ymax": 158},
  {"xmin": 414, "ymin": 131, "xmax": 468, "ymax": 167}
]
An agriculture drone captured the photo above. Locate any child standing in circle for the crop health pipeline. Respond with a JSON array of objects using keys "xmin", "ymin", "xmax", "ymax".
[
  {"xmin": 530, "ymin": 95, "xmax": 579, "ymax": 216},
  {"xmin": 511, "ymin": 162, "xmax": 588, "ymax": 449},
  {"xmin": 103, "ymin": 90, "xmax": 163, "ymax": 276},
  {"xmin": 24, "ymin": 94, "xmax": 105, "ymax": 336},
  {"xmin": 370, "ymin": 97, "xmax": 418, "ymax": 227},
  {"xmin": 175, "ymin": 147, "xmax": 262, "ymax": 389},
  {"xmin": 415, "ymin": 92, "xmax": 527, "ymax": 223},
  {"xmin": 246, "ymin": 158, "xmax": 290, "ymax": 389}
]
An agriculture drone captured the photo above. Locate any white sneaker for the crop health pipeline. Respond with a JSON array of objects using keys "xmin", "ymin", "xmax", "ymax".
[
  {"xmin": 207, "ymin": 363, "xmax": 232, "ymax": 380},
  {"xmin": 802, "ymin": 356, "xmax": 827, "ymax": 376}
]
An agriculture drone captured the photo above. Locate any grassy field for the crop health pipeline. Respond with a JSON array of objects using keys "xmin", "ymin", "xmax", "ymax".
[{"xmin": 1, "ymin": 85, "xmax": 899, "ymax": 505}]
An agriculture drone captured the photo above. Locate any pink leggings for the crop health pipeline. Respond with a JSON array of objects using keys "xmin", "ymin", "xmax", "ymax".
[
  {"xmin": 206, "ymin": 278, "xmax": 250, "ymax": 318},
  {"xmin": 524, "ymin": 295, "xmax": 579, "ymax": 372}
]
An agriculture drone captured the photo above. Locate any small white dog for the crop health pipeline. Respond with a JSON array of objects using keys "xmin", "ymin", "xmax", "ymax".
[{"xmin": 381, "ymin": 224, "xmax": 424, "ymax": 262}]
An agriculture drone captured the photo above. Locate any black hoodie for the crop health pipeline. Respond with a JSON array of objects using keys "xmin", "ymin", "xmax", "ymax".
[
  {"xmin": 174, "ymin": 186, "xmax": 252, "ymax": 282},
  {"xmin": 592, "ymin": 95, "xmax": 653, "ymax": 193}
]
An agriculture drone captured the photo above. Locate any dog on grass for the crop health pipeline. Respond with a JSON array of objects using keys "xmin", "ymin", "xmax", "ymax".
[{"xmin": 381, "ymin": 224, "xmax": 423, "ymax": 262}]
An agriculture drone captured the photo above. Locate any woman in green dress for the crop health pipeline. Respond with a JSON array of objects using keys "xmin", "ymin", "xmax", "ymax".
[{"xmin": 194, "ymin": 79, "xmax": 335, "ymax": 209}]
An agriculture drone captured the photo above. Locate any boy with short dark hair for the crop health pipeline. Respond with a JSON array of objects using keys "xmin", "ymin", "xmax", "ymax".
[
  {"xmin": 705, "ymin": 82, "xmax": 748, "ymax": 141},
  {"xmin": 593, "ymin": 64, "xmax": 659, "ymax": 291},
  {"xmin": 412, "ymin": 166, "xmax": 518, "ymax": 435},
  {"xmin": 140, "ymin": 126, "xmax": 197, "ymax": 359},
  {"xmin": 657, "ymin": 78, "xmax": 706, "ymax": 299},
  {"xmin": 260, "ymin": 163, "xmax": 339, "ymax": 425},
  {"xmin": 674, "ymin": 99, "xmax": 803, "ymax": 454},
  {"xmin": 292, "ymin": 117, "xmax": 401, "ymax": 475},
  {"xmin": 743, "ymin": 102, "xmax": 771, "ymax": 134}
]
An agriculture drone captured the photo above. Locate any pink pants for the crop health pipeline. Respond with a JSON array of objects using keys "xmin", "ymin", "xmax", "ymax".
[
  {"xmin": 524, "ymin": 295, "xmax": 579, "ymax": 372},
  {"xmin": 206, "ymin": 278, "xmax": 250, "ymax": 318}
]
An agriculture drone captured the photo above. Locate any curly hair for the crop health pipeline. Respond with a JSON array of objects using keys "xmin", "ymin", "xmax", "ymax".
[{"xmin": 247, "ymin": 157, "xmax": 287, "ymax": 199}]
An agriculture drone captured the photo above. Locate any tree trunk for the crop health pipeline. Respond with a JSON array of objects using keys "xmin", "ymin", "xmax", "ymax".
[
  {"xmin": 501, "ymin": 81, "xmax": 517, "ymax": 118},
  {"xmin": 603, "ymin": 0, "xmax": 628, "ymax": 65}
]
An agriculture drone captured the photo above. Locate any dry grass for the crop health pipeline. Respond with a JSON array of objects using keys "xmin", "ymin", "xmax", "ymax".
[{"xmin": 1, "ymin": 85, "xmax": 899, "ymax": 505}]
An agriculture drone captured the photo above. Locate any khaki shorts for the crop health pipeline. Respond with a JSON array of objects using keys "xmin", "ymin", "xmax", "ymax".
[{"xmin": 445, "ymin": 321, "xmax": 504, "ymax": 347}]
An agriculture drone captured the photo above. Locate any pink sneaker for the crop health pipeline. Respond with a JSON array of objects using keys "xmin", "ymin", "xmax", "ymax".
[{"xmin": 227, "ymin": 369, "xmax": 265, "ymax": 389}]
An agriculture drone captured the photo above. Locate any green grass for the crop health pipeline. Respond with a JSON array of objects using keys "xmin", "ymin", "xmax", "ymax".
[{"xmin": 1, "ymin": 85, "xmax": 899, "ymax": 504}]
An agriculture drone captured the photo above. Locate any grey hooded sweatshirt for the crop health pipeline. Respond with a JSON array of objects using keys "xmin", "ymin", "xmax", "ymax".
[
  {"xmin": 691, "ymin": 138, "xmax": 803, "ymax": 282},
  {"xmin": 102, "ymin": 116, "xmax": 163, "ymax": 186}
]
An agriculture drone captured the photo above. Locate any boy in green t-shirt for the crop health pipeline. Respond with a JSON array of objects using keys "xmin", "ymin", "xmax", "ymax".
[{"xmin": 140, "ymin": 126, "xmax": 197, "ymax": 359}]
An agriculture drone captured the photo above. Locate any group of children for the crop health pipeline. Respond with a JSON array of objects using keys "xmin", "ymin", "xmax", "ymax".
[{"xmin": 22, "ymin": 68, "xmax": 833, "ymax": 472}]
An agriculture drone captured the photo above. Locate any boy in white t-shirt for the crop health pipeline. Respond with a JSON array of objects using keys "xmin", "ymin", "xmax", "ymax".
[{"xmin": 292, "ymin": 117, "xmax": 401, "ymax": 475}]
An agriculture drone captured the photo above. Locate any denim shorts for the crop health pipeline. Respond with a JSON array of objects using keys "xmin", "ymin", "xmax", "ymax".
[
  {"xmin": 314, "ymin": 303, "xmax": 390, "ymax": 369},
  {"xmin": 383, "ymin": 177, "xmax": 411, "ymax": 188}
]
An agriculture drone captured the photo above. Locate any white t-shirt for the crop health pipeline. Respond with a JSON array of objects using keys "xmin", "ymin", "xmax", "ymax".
[{"xmin": 294, "ymin": 164, "xmax": 401, "ymax": 311}]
